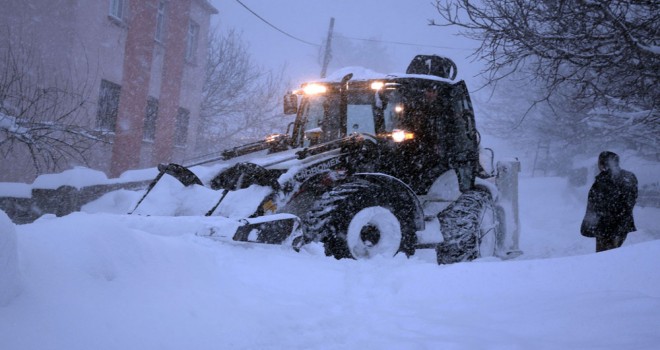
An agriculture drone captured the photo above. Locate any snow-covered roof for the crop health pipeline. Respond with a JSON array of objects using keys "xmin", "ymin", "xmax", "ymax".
[{"xmin": 316, "ymin": 66, "xmax": 456, "ymax": 85}]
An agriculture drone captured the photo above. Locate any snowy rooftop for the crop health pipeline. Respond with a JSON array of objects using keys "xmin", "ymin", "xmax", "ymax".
[{"xmin": 316, "ymin": 66, "xmax": 455, "ymax": 84}]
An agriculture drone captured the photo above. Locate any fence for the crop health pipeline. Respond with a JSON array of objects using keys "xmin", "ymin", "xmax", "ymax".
[{"xmin": 0, "ymin": 180, "xmax": 149, "ymax": 224}]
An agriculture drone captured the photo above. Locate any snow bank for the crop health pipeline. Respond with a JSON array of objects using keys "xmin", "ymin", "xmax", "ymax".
[
  {"xmin": 2, "ymin": 208, "xmax": 659, "ymax": 349},
  {"xmin": 0, "ymin": 182, "xmax": 31, "ymax": 198},
  {"xmin": 1, "ymin": 168, "xmax": 659, "ymax": 349},
  {"xmin": 0, "ymin": 210, "xmax": 21, "ymax": 306},
  {"xmin": 31, "ymin": 167, "xmax": 110, "ymax": 189},
  {"xmin": 23, "ymin": 166, "xmax": 158, "ymax": 191}
]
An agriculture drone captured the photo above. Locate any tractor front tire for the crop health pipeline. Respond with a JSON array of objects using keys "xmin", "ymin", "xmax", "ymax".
[{"xmin": 305, "ymin": 179, "xmax": 416, "ymax": 260}]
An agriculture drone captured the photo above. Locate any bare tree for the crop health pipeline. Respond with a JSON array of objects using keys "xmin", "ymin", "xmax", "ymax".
[
  {"xmin": 432, "ymin": 0, "xmax": 659, "ymax": 154},
  {"xmin": 0, "ymin": 34, "xmax": 101, "ymax": 180},
  {"xmin": 195, "ymin": 27, "xmax": 290, "ymax": 158},
  {"xmin": 477, "ymin": 72, "xmax": 606, "ymax": 171}
]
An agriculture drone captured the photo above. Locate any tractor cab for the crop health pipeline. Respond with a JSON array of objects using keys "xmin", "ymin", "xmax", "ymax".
[{"xmin": 284, "ymin": 73, "xmax": 480, "ymax": 194}]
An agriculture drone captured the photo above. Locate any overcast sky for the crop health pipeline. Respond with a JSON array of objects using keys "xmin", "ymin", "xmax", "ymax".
[{"xmin": 209, "ymin": 0, "xmax": 483, "ymax": 88}]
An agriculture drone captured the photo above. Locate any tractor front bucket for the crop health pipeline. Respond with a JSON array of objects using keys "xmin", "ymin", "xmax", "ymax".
[{"xmin": 197, "ymin": 213, "xmax": 304, "ymax": 250}]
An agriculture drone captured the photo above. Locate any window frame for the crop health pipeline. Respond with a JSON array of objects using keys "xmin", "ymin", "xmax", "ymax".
[
  {"xmin": 109, "ymin": 0, "xmax": 126, "ymax": 21},
  {"xmin": 154, "ymin": 1, "xmax": 166, "ymax": 43},
  {"xmin": 185, "ymin": 20, "xmax": 199, "ymax": 62}
]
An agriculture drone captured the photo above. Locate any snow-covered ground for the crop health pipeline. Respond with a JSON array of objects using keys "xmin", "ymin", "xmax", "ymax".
[{"xmin": 1, "ymin": 173, "xmax": 659, "ymax": 349}]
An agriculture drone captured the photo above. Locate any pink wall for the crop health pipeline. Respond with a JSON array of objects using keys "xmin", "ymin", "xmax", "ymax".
[
  {"xmin": 109, "ymin": 0, "xmax": 158, "ymax": 177},
  {"xmin": 0, "ymin": 0, "xmax": 217, "ymax": 182}
]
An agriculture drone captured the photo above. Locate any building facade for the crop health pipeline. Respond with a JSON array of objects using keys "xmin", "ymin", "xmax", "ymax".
[{"xmin": 0, "ymin": 0, "xmax": 217, "ymax": 181}]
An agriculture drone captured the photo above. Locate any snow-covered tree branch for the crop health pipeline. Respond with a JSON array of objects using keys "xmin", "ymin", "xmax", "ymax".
[
  {"xmin": 432, "ymin": 0, "xmax": 659, "ymax": 155},
  {"xmin": 0, "ymin": 34, "xmax": 101, "ymax": 178}
]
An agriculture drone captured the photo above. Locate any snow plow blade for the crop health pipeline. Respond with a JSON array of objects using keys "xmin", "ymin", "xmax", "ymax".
[{"xmin": 196, "ymin": 214, "xmax": 304, "ymax": 250}]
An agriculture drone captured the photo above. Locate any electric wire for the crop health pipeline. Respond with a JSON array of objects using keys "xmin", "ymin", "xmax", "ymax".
[
  {"xmin": 234, "ymin": 0, "xmax": 470, "ymax": 51},
  {"xmin": 234, "ymin": 0, "xmax": 319, "ymax": 47}
]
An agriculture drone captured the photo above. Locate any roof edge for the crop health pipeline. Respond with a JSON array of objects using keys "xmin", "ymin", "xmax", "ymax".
[{"xmin": 194, "ymin": 0, "xmax": 219, "ymax": 14}]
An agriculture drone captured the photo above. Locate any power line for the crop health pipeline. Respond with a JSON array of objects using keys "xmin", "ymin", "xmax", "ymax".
[
  {"xmin": 234, "ymin": 0, "xmax": 319, "ymax": 47},
  {"xmin": 234, "ymin": 1, "xmax": 471, "ymax": 52}
]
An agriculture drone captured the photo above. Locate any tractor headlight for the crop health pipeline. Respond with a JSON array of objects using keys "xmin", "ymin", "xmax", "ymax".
[
  {"xmin": 302, "ymin": 84, "xmax": 327, "ymax": 95},
  {"xmin": 370, "ymin": 81, "xmax": 384, "ymax": 90},
  {"xmin": 391, "ymin": 129, "xmax": 414, "ymax": 142}
]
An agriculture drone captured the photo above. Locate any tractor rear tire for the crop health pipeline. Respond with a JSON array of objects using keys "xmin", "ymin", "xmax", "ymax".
[{"xmin": 436, "ymin": 189, "xmax": 498, "ymax": 264}]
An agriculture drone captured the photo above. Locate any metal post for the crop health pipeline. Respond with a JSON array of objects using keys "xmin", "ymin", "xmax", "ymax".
[
  {"xmin": 320, "ymin": 17, "xmax": 335, "ymax": 78},
  {"xmin": 496, "ymin": 159, "xmax": 522, "ymax": 254}
]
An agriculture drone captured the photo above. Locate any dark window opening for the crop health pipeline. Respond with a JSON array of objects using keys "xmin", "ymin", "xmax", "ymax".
[
  {"xmin": 143, "ymin": 97, "xmax": 158, "ymax": 141},
  {"xmin": 96, "ymin": 79, "xmax": 121, "ymax": 132},
  {"xmin": 175, "ymin": 108, "xmax": 190, "ymax": 146}
]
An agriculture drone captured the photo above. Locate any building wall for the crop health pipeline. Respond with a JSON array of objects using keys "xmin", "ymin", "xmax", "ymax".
[
  {"xmin": 108, "ymin": 0, "xmax": 160, "ymax": 176},
  {"xmin": 0, "ymin": 0, "xmax": 217, "ymax": 182},
  {"xmin": 175, "ymin": 0, "xmax": 213, "ymax": 164}
]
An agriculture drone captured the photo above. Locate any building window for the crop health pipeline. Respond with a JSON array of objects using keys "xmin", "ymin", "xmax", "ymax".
[
  {"xmin": 143, "ymin": 97, "xmax": 158, "ymax": 141},
  {"xmin": 174, "ymin": 108, "xmax": 190, "ymax": 146},
  {"xmin": 185, "ymin": 20, "xmax": 199, "ymax": 62},
  {"xmin": 109, "ymin": 0, "xmax": 126, "ymax": 20},
  {"xmin": 96, "ymin": 79, "xmax": 121, "ymax": 132},
  {"xmin": 155, "ymin": 1, "xmax": 165, "ymax": 42}
]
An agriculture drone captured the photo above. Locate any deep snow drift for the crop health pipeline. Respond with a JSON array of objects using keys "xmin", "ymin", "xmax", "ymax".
[{"xmin": 1, "ymin": 173, "xmax": 659, "ymax": 349}]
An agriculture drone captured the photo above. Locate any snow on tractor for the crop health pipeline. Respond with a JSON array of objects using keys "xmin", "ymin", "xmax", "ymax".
[{"xmin": 131, "ymin": 55, "xmax": 523, "ymax": 264}]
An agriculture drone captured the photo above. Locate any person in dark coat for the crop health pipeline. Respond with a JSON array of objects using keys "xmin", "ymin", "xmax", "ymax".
[{"xmin": 581, "ymin": 151, "xmax": 638, "ymax": 252}]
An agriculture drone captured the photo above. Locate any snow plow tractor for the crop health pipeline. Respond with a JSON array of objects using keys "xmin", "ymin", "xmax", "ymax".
[{"xmin": 132, "ymin": 55, "xmax": 522, "ymax": 264}]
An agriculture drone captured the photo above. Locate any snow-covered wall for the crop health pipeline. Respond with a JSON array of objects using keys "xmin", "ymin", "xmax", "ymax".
[
  {"xmin": 0, "ymin": 210, "xmax": 21, "ymax": 306},
  {"xmin": 0, "ymin": 167, "xmax": 155, "ymax": 224}
]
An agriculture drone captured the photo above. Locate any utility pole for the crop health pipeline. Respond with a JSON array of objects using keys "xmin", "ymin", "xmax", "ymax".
[{"xmin": 320, "ymin": 17, "xmax": 335, "ymax": 78}]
